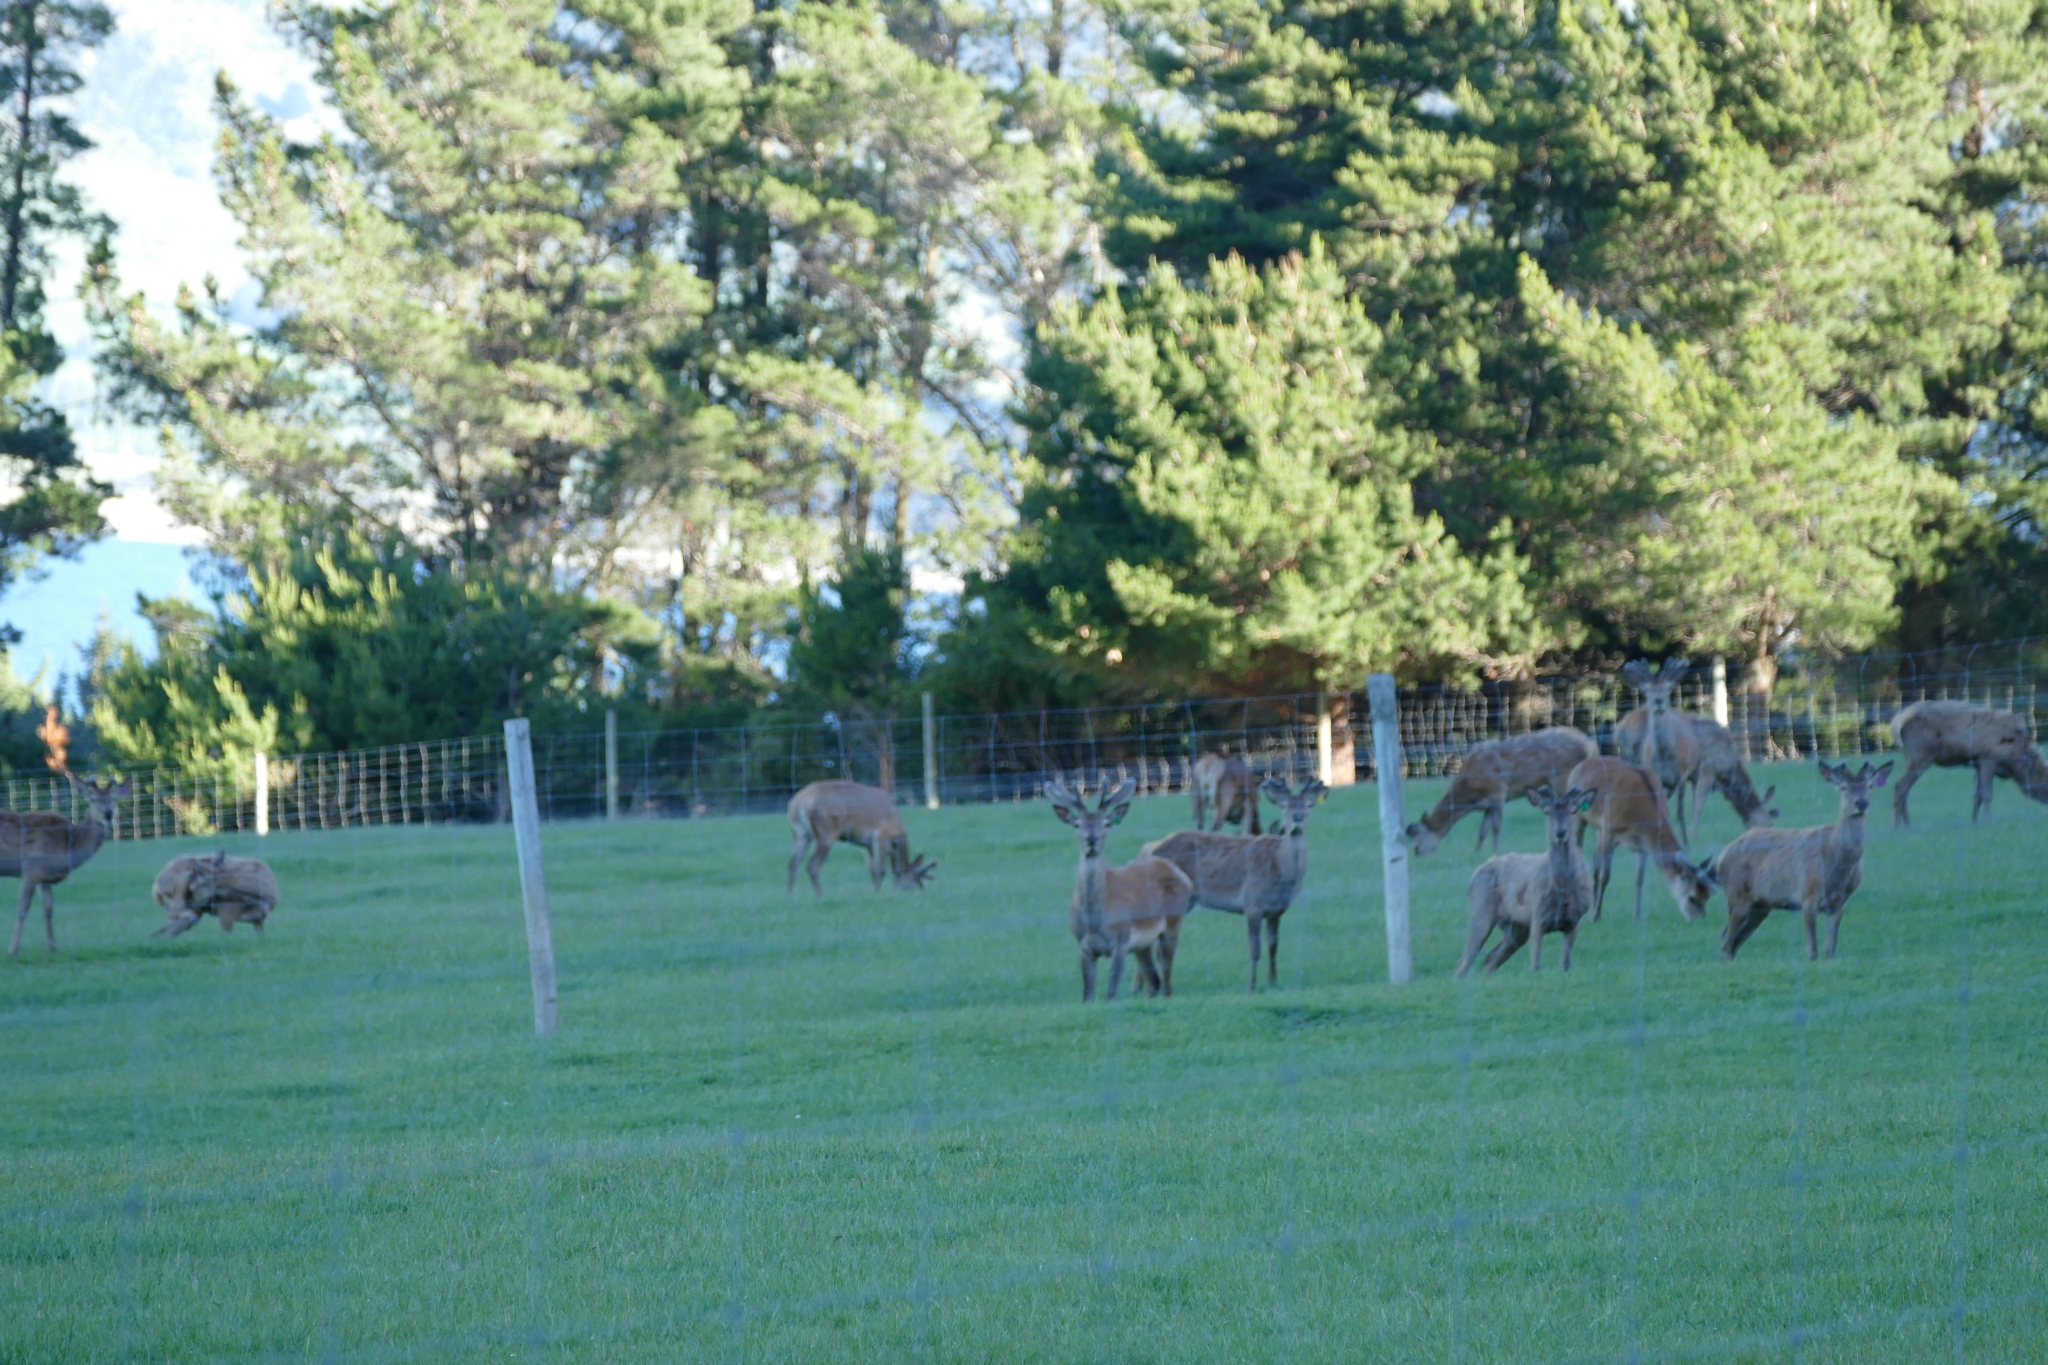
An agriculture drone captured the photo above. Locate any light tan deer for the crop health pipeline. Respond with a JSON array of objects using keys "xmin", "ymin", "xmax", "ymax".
[
  {"xmin": 786, "ymin": 780, "xmax": 936, "ymax": 896},
  {"xmin": 1046, "ymin": 776, "xmax": 1193, "ymax": 1000},
  {"xmin": 1456, "ymin": 784, "xmax": 1595, "ymax": 976},
  {"xmin": 4, "ymin": 776, "xmax": 129, "ymax": 956},
  {"xmin": 1619, "ymin": 658, "xmax": 1707, "ymax": 844},
  {"xmin": 1566, "ymin": 756, "xmax": 1716, "ymax": 922},
  {"xmin": 1141, "ymin": 776, "xmax": 1327, "ymax": 992},
  {"xmin": 1191, "ymin": 752, "xmax": 1262, "ymax": 834},
  {"xmin": 1712, "ymin": 760, "xmax": 1892, "ymax": 960},
  {"xmin": 1890, "ymin": 701, "xmax": 2048, "ymax": 827},
  {"xmin": 153, "ymin": 851, "xmax": 281, "ymax": 938},
  {"xmin": 1616, "ymin": 708, "xmax": 1777, "ymax": 833},
  {"xmin": 1406, "ymin": 726, "xmax": 1597, "ymax": 856}
]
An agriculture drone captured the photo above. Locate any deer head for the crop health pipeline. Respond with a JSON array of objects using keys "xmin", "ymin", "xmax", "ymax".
[
  {"xmin": 1259, "ymin": 776, "xmax": 1328, "ymax": 834},
  {"xmin": 1623, "ymin": 657, "xmax": 1691, "ymax": 715},
  {"xmin": 1045, "ymin": 776, "xmax": 1136, "ymax": 858},
  {"xmin": 66, "ymin": 774, "xmax": 130, "ymax": 824},
  {"xmin": 1527, "ymin": 783, "xmax": 1592, "ymax": 850},
  {"xmin": 1821, "ymin": 760, "xmax": 1892, "ymax": 817},
  {"xmin": 893, "ymin": 850, "xmax": 938, "ymax": 890}
]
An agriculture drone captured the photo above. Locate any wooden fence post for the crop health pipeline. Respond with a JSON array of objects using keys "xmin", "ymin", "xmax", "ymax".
[
  {"xmin": 1711, "ymin": 655, "xmax": 1730, "ymax": 729},
  {"xmin": 605, "ymin": 709, "xmax": 619, "ymax": 821},
  {"xmin": 504, "ymin": 719, "xmax": 559, "ymax": 1038},
  {"xmin": 254, "ymin": 753, "xmax": 269, "ymax": 837},
  {"xmin": 1316, "ymin": 691, "xmax": 1334, "ymax": 786},
  {"xmin": 1368, "ymin": 674, "xmax": 1413, "ymax": 985},
  {"xmin": 923, "ymin": 691, "xmax": 940, "ymax": 810}
]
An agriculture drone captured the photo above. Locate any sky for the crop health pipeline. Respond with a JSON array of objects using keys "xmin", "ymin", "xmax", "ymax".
[{"xmin": 1, "ymin": 0, "xmax": 325, "ymax": 688}]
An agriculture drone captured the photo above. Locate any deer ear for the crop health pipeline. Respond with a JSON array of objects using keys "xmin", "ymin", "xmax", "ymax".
[
  {"xmin": 1622, "ymin": 661, "xmax": 1650, "ymax": 686},
  {"xmin": 1260, "ymin": 776, "xmax": 1290, "ymax": 801},
  {"xmin": 1104, "ymin": 799, "xmax": 1134, "ymax": 827},
  {"xmin": 1869, "ymin": 761, "xmax": 1893, "ymax": 788}
]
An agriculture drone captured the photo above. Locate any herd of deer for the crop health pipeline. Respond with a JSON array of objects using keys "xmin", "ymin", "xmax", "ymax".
[{"xmin": 787, "ymin": 663, "xmax": 2048, "ymax": 998}]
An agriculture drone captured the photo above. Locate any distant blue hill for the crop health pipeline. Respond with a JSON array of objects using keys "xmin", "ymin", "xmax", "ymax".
[{"xmin": 0, "ymin": 540, "xmax": 198, "ymax": 691}]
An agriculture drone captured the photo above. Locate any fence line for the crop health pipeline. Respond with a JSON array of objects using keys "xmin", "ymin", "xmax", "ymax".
[{"xmin": 7, "ymin": 636, "xmax": 2045, "ymax": 840}]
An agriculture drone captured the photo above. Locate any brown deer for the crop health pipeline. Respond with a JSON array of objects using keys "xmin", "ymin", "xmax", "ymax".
[
  {"xmin": 1889, "ymin": 701, "xmax": 2048, "ymax": 827},
  {"xmin": 4, "ymin": 776, "xmax": 129, "ymax": 956},
  {"xmin": 1141, "ymin": 776, "xmax": 1327, "ymax": 992},
  {"xmin": 1046, "ymin": 776, "xmax": 1193, "ymax": 1000},
  {"xmin": 1616, "ymin": 708, "xmax": 1776, "ymax": 833},
  {"xmin": 1406, "ymin": 727, "xmax": 1597, "ymax": 856},
  {"xmin": 1456, "ymin": 784, "xmax": 1595, "ymax": 976},
  {"xmin": 1565, "ymin": 756, "xmax": 1716, "ymax": 922},
  {"xmin": 1712, "ymin": 760, "xmax": 1892, "ymax": 960},
  {"xmin": 1191, "ymin": 752, "xmax": 1262, "ymax": 833},
  {"xmin": 153, "ymin": 851, "xmax": 281, "ymax": 938},
  {"xmin": 786, "ymin": 780, "xmax": 936, "ymax": 896},
  {"xmin": 1619, "ymin": 658, "xmax": 1707, "ymax": 844}
]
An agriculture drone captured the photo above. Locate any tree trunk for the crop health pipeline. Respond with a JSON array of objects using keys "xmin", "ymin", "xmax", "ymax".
[
  {"xmin": 1327, "ymin": 691, "xmax": 1357, "ymax": 786},
  {"xmin": 2, "ymin": 0, "xmax": 40, "ymax": 332}
]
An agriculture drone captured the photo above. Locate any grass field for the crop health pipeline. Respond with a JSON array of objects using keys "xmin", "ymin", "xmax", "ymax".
[{"xmin": 2, "ymin": 760, "xmax": 2044, "ymax": 1363}]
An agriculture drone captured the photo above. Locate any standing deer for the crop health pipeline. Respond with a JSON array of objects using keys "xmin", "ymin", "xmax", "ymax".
[
  {"xmin": 1889, "ymin": 701, "xmax": 2048, "ymax": 827},
  {"xmin": 1712, "ymin": 760, "xmax": 1892, "ymax": 961},
  {"xmin": 786, "ymin": 780, "xmax": 936, "ymax": 896},
  {"xmin": 1565, "ymin": 756, "xmax": 1716, "ymax": 922},
  {"xmin": 1405, "ymin": 727, "xmax": 1597, "ymax": 856},
  {"xmin": 1616, "ymin": 708, "xmax": 1776, "ymax": 832},
  {"xmin": 1046, "ymin": 776, "xmax": 1193, "ymax": 1000},
  {"xmin": 1619, "ymin": 658, "xmax": 1707, "ymax": 843},
  {"xmin": 4, "ymin": 776, "xmax": 129, "ymax": 956},
  {"xmin": 1456, "ymin": 784, "xmax": 1595, "ymax": 976},
  {"xmin": 1191, "ymin": 753, "xmax": 1262, "ymax": 834},
  {"xmin": 1141, "ymin": 777, "xmax": 1327, "ymax": 992}
]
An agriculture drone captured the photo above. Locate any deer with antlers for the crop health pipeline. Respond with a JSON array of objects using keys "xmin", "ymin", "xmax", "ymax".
[
  {"xmin": 1618, "ymin": 658, "xmax": 1709, "ymax": 843},
  {"xmin": 1142, "ymin": 776, "xmax": 1327, "ymax": 992},
  {"xmin": 1457, "ymin": 784, "xmax": 1596, "ymax": 976},
  {"xmin": 1889, "ymin": 700, "xmax": 2048, "ymax": 827},
  {"xmin": 1712, "ymin": 760, "xmax": 1892, "ymax": 961},
  {"xmin": 1046, "ymin": 776, "xmax": 1193, "ymax": 1000},
  {"xmin": 1616, "ymin": 707, "xmax": 1776, "ymax": 835},
  {"xmin": 786, "ymin": 780, "xmax": 936, "ymax": 896},
  {"xmin": 4, "ymin": 775, "xmax": 129, "ymax": 956},
  {"xmin": 1566, "ymin": 756, "xmax": 1717, "ymax": 923},
  {"xmin": 1406, "ymin": 727, "xmax": 1597, "ymax": 857}
]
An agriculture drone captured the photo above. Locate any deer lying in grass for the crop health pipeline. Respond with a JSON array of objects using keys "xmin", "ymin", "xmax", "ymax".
[
  {"xmin": 4, "ymin": 776, "xmax": 127, "ymax": 956},
  {"xmin": 786, "ymin": 780, "xmax": 936, "ymax": 896},
  {"xmin": 1141, "ymin": 777, "xmax": 1327, "ymax": 992},
  {"xmin": 1047, "ymin": 776, "xmax": 1192, "ymax": 1000},
  {"xmin": 1191, "ymin": 752, "xmax": 1262, "ymax": 833},
  {"xmin": 1565, "ymin": 756, "xmax": 1716, "ymax": 922},
  {"xmin": 1406, "ymin": 727, "xmax": 1597, "ymax": 856},
  {"xmin": 1889, "ymin": 701, "xmax": 2048, "ymax": 827},
  {"xmin": 1713, "ymin": 761, "xmax": 1892, "ymax": 961},
  {"xmin": 1618, "ymin": 658, "xmax": 1708, "ymax": 844},
  {"xmin": 1616, "ymin": 707, "xmax": 1776, "ymax": 833},
  {"xmin": 1456, "ymin": 785, "xmax": 1595, "ymax": 976},
  {"xmin": 153, "ymin": 852, "xmax": 281, "ymax": 938}
]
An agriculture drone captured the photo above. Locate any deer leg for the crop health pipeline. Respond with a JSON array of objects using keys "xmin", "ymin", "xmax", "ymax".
[
  {"xmin": 1266, "ymin": 912, "xmax": 1280, "ymax": 986},
  {"xmin": 41, "ymin": 884, "xmax": 55, "ymax": 952},
  {"xmin": 1455, "ymin": 914, "xmax": 1494, "ymax": 979},
  {"xmin": 1131, "ymin": 945, "xmax": 1160, "ymax": 996},
  {"xmin": 805, "ymin": 841, "xmax": 831, "ymax": 897},
  {"xmin": 1561, "ymin": 920, "xmax": 1578, "ymax": 971},
  {"xmin": 868, "ymin": 835, "xmax": 887, "ymax": 892},
  {"xmin": 1476, "ymin": 802, "xmax": 1500, "ymax": 855},
  {"xmin": 1591, "ymin": 838, "xmax": 1615, "ymax": 921},
  {"xmin": 788, "ymin": 831, "xmax": 810, "ymax": 894},
  {"xmin": 1107, "ymin": 943, "xmax": 1128, "ymax": 1000},
  {"xmin": 1974, "ymin": 759, "xmax": 1997, "ymax": 821},
  {"xmin": 1724, "ymin": 905, "xmax": 1771, "ymax": 960},
  {"xmin": 1892, "ymin": 755, "xmax": 1930, "ymax": 828},
  {"xmin": 1529, "ymin": 915, "xmax": 1542, "ymax": 971},
  {"xmin": 1802, "ymin": 896, "xmax": 1821, "ymax": 962},
  {"xmin": 8, "ymin": 880, "xmax": 32, "ymax": 957},
  {"xmin": 1246, "ymin": 914, "xmax": 1262, "ymax": 993},
  {"xmin": 1157, "ymin": 924, "xmax": 1179, "ymax": 997},
  {"xmin": 1079, "ymin": 951, "xmax": 1097, "ymax": 1002},
  {"xmin": 1483, "ymin": 922, "xmax": 1528, "ymax": 972},
  {"xmin": 1824, "ymin": 905, "xmax": 1846, "ymax": 959},
  {"xmin": 1632, "ymin": 851, "xmax": 1649, "ymax": 922}
]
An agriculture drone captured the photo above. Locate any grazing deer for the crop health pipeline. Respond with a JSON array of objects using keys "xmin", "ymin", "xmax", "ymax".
[
  {"xmin": 1141, "ymin": 777, "xmax": 1327, "ymax": 992},
  {"xmin": 153, "ymin": 851, "xmax": 281, "ymax": 938},
  {"xmin": 1619, "ymin": 658, "xmax": 1707, "ymax": 844},
  {"xmin": 1712, "ymin": 760, "xmax": 1892, "ymax": 960},
  {"xmin": 1456, "ymin": 784, "xmax": 1595, "ymax": 976},
  {"xmin": 1889, "ymin": 701, "xmax": 2048, "ymax": 827},
  {"xmin": 1046, "ymin": 776, "xmax": 1193, "ymax": 1000},
  {"xmin": 1565, "ymin": 756, "xmax": 1716, "ymax": 922},
  {"xmin": 786, "ymin": 780, "xmax": 936, "ymax": 896},
  {"xmin": 1191, "ymin": 752, "xmax": 1262, "ymax": 834},
  {"xmin": 1406, "ymin": 726, "xmax": 1597, "ymax": 856},
  {"xmin": 1616, "ymin": 708, "xmax": 1777, "ymax": 833},
  {"xmin": 4, "ymin": 776, "xmax": 129, "ymax": 956}
]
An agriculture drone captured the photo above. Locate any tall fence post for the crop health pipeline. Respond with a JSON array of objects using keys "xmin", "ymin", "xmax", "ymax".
[
  {"xmin": 604, "ymin": 709, "xmax": 619, "ymax": 821},
  {"xmin": 922, "ymin": 691, "xmax": 939, "ymax": 810},
  {"xmin": 1368, "ymin": 674, "xmax": 1412, "ymax": 985},
  {"xmin": 254, "ymin": 753, "xmax": 269, "ymax": 837},
  {"xmin": 1711, "ymin": 655, "xmax": 1730, "ymax": 729},
  {"xmin": 1316, "ymin": 691, "xmax": 1334, "ymax": 786},
  {"xmin": 504, "ymin": 719, "xmax": 559, "ymax": 1038}
]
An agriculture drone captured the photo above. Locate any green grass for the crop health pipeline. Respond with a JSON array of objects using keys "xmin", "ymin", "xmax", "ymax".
[{"xmin": 1, "ymin": 761, "xmax": 2043, "ymax": 1363}]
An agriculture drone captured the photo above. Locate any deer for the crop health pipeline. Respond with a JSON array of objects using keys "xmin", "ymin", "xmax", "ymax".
[
  {"xmin": 1046, "ymin": 776, "xmax": 1193, "ymax": 1000},
  {"xmin": 1191, "ymin": 752, "xmax": 1262, "ymax": 834},
  {"xmin": 1711, "ymin": 760, "xmax": 1893, "ymax": 961},
  {"xmin": 153, "ymin": 851, "xmax": 281, "ymax": 938},
  {"xmin": 1140, "ymin": 776, "xmax": 1327, "ymax": 992},
  {"xmin": 4, "ymin": 776, "xmax": 129, "ymax": 956},
  {"xmin": 1405, "ymin": 726, "xmax": 1597, "ymax": 856},
  {"xmin": 1616, "ymin": 707, "xmax": 1777, "ymax": 833},
  {"xmin": 786, "ymin": 780, "xmax": 936, "ymax": 896},
  {"xmin": 1456, "ymin": 784, "xmax": 1596, "ymax": 976},
  {"xmin": 1889, "ymin": 700, "xmax": 2048, "ymax": 827},
  {"xmin": 1618, "ymin": 658, "xmax": 1709, "ymax": 844},
  {"xmin": 1565, "ymin": 756, "xmax": 1716, "ymax": 923}
]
